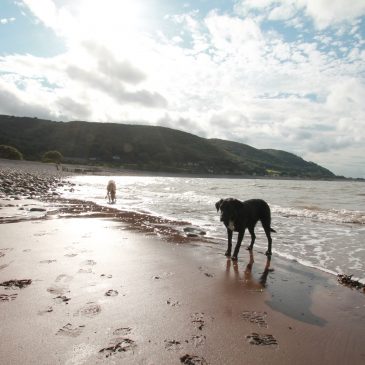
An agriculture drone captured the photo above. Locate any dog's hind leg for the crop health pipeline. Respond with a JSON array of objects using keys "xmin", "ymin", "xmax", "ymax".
[
  {"xmin": 232, "ymin": 230, "xmax": 245, "ymax": 261},
  {"xmin": 246, "ymin": 226, "xmax": 256, "ymax": 251},
  {"xmin": 263, "ymin": 225, "xmax": 273, "ymax": 257},
  {"xmin": 225, "ymin": 228, "xmax": 233, "ymax": 257}
]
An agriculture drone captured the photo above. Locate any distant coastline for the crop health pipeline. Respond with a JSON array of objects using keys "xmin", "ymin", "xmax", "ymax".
[{"xmin": 1, "ymin": 158, "xmax": 363, "ymax": 182}]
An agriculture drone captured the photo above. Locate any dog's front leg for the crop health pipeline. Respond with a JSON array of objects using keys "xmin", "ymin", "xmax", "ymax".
[
  {"xmin": 225, "ymin": 228, "xmax": 233, "ymax": 257},
  {"xmin": 247, "ymin": 226, "xmax": 256, "ymax": 251},
  {"xmin": 232, "ymin": 230, "xmax": 245, "ymax": 261}
]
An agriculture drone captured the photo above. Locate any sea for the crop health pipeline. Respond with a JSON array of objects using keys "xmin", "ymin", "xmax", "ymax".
[{"xmin": 59, "ymin": 175, "xmax": 365, "ymax": 283}]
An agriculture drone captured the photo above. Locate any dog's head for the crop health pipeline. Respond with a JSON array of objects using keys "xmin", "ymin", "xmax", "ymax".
[
  {"xmin": 215, "ymin": 199, "xmax": 224, "ymax": 212},
  {"xmin": 215, "ymin": 198, "xmax": 238, "ymax": 228}
]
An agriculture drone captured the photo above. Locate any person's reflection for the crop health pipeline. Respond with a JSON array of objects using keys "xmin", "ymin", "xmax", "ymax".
[{"xmin": 225, "ymin": 250, "xmax": 272, "ymax": 289}]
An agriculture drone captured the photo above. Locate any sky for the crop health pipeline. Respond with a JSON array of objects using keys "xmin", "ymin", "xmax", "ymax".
[{"xmin": 0, "ymin": 0, "xmax": 364, "ymax": 178}]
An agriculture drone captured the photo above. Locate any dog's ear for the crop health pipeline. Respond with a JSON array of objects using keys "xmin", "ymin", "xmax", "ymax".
[{"xmin": 215, "ymin": 199, "xmax": 224, "ymax": 212}]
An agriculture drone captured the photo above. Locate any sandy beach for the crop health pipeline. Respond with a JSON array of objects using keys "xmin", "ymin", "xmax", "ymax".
[{"xmin": 1, "ymin": 160, "xmax": 365, "ymax": 365}]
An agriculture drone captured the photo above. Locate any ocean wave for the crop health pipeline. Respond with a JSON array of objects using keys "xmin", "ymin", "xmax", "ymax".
[{"xmin": 273, "ymin": 205, "xmax": 365, "ymax": 225}]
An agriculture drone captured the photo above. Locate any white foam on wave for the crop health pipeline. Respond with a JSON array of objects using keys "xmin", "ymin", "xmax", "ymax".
[
  {"xmin": 275, "ymin": 251, "xmax": 339, "ymax": 276},
  {"xmin": 273, "ymin": 205, "xmax": 365, "ymax": 225}
]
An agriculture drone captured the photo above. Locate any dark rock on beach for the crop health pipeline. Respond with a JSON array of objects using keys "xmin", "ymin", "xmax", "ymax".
[
  {"xmin": 0, "ymin": 168, "xmax": 65, "ymax": 199},
  {"xmin": 0, "ymin": 161, "xmax": 78, "ymax": 223},
  {"xmin": 183, "ymin": 227, "xmax": 207, "ymax": 237}
]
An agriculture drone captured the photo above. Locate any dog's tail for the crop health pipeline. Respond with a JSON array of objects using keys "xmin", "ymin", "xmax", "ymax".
[{"xmin": 270, "ymin": 228, "xmax": 276, "ymax": 233}]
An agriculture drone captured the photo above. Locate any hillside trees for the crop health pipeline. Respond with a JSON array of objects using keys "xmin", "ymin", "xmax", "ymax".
[
  {"xmin": 42, "ymin": 150, "xmax": 63, "ymax": 163},
  {"xmin": 0, "ymin": 145, "xmax": 23, "ymax": 160}
]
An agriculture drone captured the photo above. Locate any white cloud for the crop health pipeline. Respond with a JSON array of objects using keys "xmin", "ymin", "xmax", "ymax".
[
  {"xmin": 0, "ymin": 78, "xmax": 56, "ymax": 119},
  {"xmin": 325, "ymin": 78, "xmax": 365, "ymax": 116},
  {"xmin": 0, "ymin": 17, "xmax": 16, "ymax": 24},
  {"xmin": 205, "ymin": 12, "xmax": 263, "ymax": 53},
  {"xmin": 304, "ymin": 0, "xmax": 365, "ymax": 29},
  {"xmin": 236, "ymin": 0, "xmax": 365, "ymax": 29},
  {"xmin": 21, "ymin": 0, "xmax": 59, "ymax": 28},
  {"xmin": 268, "ymin": 3, "xmax": 297, "ymax": 20}
]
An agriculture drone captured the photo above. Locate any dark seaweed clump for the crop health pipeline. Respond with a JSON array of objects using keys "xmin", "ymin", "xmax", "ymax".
[{"xmin": 337, "ymin": 274, "xmax": 365, "ymax": 292}]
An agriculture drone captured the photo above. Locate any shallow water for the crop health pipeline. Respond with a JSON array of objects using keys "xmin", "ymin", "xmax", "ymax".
[{"xmin": 59, "ymin": 176, "xmax": 365, "ymax": 283}]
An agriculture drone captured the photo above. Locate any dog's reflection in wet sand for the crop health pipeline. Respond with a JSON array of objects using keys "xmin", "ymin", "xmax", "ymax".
[{"xmin": 226, "ymin": 250, "xmax": 272, "ymax": 289}]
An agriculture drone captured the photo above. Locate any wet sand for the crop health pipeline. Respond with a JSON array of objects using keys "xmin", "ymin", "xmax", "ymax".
[{"xmin": 1, "ymin": 160, "xmax": 365, "ymax": 364}]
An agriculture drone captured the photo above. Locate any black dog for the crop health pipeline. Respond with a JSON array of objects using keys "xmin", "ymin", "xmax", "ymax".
[{"xmin": 215, "ymin": 198, "xmax": 276, "ymax": 260}]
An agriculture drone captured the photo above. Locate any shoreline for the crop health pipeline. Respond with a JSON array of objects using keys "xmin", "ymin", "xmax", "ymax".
[
  {"xmin": 2, "ymin": 158, "xmax": 363, "ymax": 182},
  {"xmin": 1, "ymin": 159, "xmax": 365, "ymax": 364},
  {"xmin": 1, "ymin": 159, "xmax": 364, "ymax": 286}
]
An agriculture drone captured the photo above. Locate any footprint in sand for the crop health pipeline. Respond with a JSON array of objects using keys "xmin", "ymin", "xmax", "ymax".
[
  {"xmin": 164, "ymin": 340, "xmax": 183, "ymax": 351},
  {"xmin": 105, "ymin": 289, "xmax": 119, "ymax": 297},
  {"xmin": 56, "ymin": 323, "xmax": 85, "ymax": 337},
  {"xmin": 98, "ymin": 338, "xmax": 136, "ymax": 359},
  {"xmin": 81, "ymin": 259, "xmax": 97, "ymax": 266},
  {"xmin": 78, "ymin": 260, "xmax": 96, "ymax": 274},
  {"xmin": 0, "ymin": 293, "xmax": 18, "ymax": 302},
  {"xmin": 55, "ymin": 274, "xmax": 73, "ymax": 283},
  {"xmin": 191, "ymin": 312, "xmax": 213, "ymax": 331},
  {"xmin": 191, "ymin": 335, "xmax": 206, "ymax": 348},
  {"xmin": 0, "ymin": 263, "xmax": 12, "ymax": 271},
  {"xmin": 47, "ymin": 285, "xmax": 69, "ymax": 295},
  {"xmin": 191, "ymin": 313, "xmax": 205, "ymax": 330},
  {"xmin": 78, "ymin": 267, "xmax": 93, "ymax": 274},
  {"xmin": 38, "ymin": 306, "xmax": 53, "ymax": 315},
  {"xmin": 74, "ymin": 302, "xmax": 101, "ymax": 318},
  {"xmin": 167, "ymin": 298, "xmax": 181, "ymax": 307},
  {"xmin": 113, "ymin": 327, "xmax": 132, "ymax": 336},
  {"xmin": 0, "ymin": 279, "xmax": 32, "ymax": 289},
  {"xmin": 64, "ymin": 253, "xmax": 78, "ymax": 258},
  {"xmin": 198, "ymin": 266, "xmax": 214, "ymax": 278},
  {"xmin": 0, "ymin": 248, "xmax": 13, "ymax": 257},
  {"xmin": 100, "ymin": 274, "xmax": 113, "ymax": 279},
  {"xmin": 246, "ymin": 333, "xmax": 278, "ymax": 346},
  {"xmin": 152, "ymin": 272, "xmax": 174, "ymax": 280},
  {"xmin": 39, "ymin": 259, "xmax": 57, "ymax": 264},
  {"xmin": 53, "ymin": 295, "xmax": 71, "ymax": 304},
  {"xmin": 180, "ymin": 354, "xmax": 208, "ymax": 365},
  {"xmin": 241, "ymin": 311, "xmax": 268, "ymax": 328}
]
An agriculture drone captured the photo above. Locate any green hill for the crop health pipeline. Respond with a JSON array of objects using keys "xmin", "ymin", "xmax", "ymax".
[
  {"xmin": 210, "ymin": 139, "xmax": 334, "ymax": 177},
  {"xmin": 0, "ymin": 114, "xmax": 335, "ymax": 178}
]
